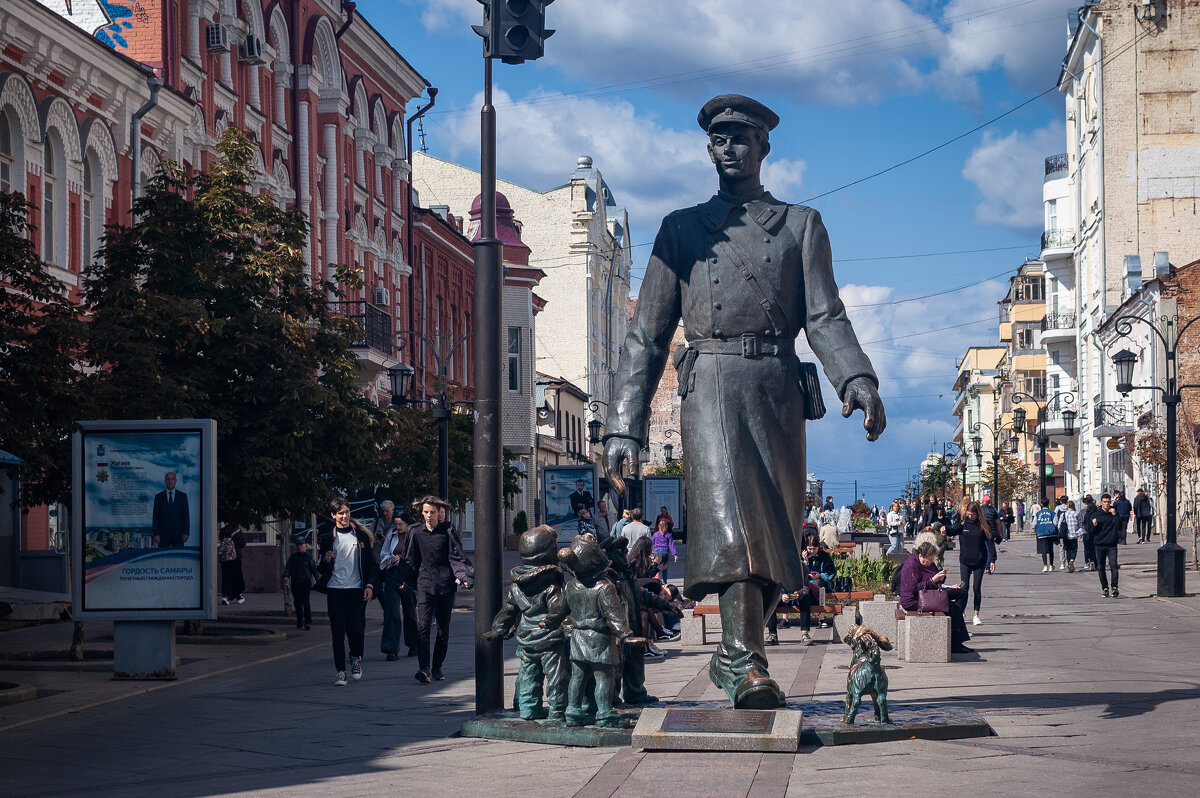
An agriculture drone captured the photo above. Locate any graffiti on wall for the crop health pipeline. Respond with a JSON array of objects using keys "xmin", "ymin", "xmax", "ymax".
[{"xmin": 38, "ymin": 0, "xmax": 162, "ymax": 62}]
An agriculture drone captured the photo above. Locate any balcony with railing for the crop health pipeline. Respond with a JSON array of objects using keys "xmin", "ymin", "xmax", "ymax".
[
  {"xmin": 1093, "ymin": 401, "xmax": 1134, "ymax": 436},
  {"xmin": 329, "ymin": 300, "xmax": 394, "ymax": 385},
  {"xmin": 1041, "ymin": 228, "xmax": 1076, "ymax": 253},
  {"xmin": 1040, "ymin": 311, "xmax": 1077, "ymax": 342},
  {"xmin": 1045, "ymin": 153, "xmax": 1068, "ymax": 178}
]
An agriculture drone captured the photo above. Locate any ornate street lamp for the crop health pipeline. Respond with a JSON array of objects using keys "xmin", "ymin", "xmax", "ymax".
[
  {"xmin": 587, "ymin": 417, "xmax": 603, "ymax": 445},
  {"xmin": 386, "ymin": 362, "xmax": 415, "ymax": 401},
  {"xmin": 663, "ymin": 442, "xmax": 675, "ymax": 463},
  {"xmin": 1011, "ymin": 391, "xmax": 1077, "ymax": 508}
]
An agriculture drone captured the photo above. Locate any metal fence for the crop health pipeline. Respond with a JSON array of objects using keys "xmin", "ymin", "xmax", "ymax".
[
  {"xmin": 329, "ymin": 300, "xmax": 393, "ymax": 354},
  {"xmin": 1044, "ymin": 153, "xmax": 1068, "ymax": 176},
  {"xmin": 1041, "ymin": 312, "xmax": 1076, "ymax": 332},
  {"xmin": 1041, "ymin": 228, "xmax": 1076, "ymax": 250}
]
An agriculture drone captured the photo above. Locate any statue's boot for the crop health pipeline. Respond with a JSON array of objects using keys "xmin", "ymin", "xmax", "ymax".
[{"xmin": 733, "ymin": 667, "xmax": 787, "ymax": 709}]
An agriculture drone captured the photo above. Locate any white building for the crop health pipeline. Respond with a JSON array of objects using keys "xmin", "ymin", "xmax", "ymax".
[{"xmin": 413, "ymin": 152, "xmax": 633, "ymax": 450}]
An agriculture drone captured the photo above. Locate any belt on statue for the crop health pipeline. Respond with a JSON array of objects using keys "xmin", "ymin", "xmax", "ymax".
[{"xmin": 689, "ymin": 334, "xmax": 795, "ymax": 358}]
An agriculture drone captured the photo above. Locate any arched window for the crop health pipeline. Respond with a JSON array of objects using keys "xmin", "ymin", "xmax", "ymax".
[
  {"xmin": 0, "ymin": 114, "xmax": 11, "ymax": 191},
  {"xmin": 42, "ymin": 139, "xmax": 57, "ymax": 264},
  {"xmin": 81, "ymin": 151, "xmax": 104, "ymax": 267}
]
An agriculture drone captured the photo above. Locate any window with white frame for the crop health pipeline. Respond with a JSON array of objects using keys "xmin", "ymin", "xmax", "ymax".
[
  {"xmin": 508, "ymin": 327, "xmax": 521, "ymax": 393},
  {"xmin": 81, "ymin": 152, "xmax": 104, "ymax": 268}
]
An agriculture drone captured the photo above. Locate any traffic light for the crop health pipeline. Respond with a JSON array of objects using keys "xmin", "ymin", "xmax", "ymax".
[{"xmin": 473, "ymin": 0, "xmax": 554, "ymax": 64}]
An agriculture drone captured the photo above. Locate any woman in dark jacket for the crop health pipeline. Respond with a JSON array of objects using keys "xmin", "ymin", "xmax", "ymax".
[
  {"xmin": 898, "ymin": 541, "xmax": 971, "ymax": 653},
  {"xmin": 946, "ymin": 500, "xmax": 998, "ymax": 627}
]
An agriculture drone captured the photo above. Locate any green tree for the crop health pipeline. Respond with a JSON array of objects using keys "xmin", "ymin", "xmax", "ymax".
[
  {"xmin": 980, "ymin": 452, "xmax": 1038, "ymax": 506},
  {"xmin": 644, "ymin": 459, "xmax": 683, "ymax": 477},
  {"xmin": 0, "ymin": 190, "xmax": 87, "ymax": 508},
  {"xmin": 80, "ymin": 129, "xmax": 381, "ymax": 527}
]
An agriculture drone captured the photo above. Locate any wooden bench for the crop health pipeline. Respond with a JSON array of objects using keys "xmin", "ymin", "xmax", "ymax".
[{"xmin": 682, "ymin": 591, "xmax": 876, "ymax": 645}]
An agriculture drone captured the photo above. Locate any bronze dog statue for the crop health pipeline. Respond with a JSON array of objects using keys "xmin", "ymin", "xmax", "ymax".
[{"xmin": 843, "ymin": 623, "xmax": 892, "ymax": 725}]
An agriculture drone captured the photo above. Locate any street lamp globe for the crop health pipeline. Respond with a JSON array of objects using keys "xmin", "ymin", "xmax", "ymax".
[
  {"xmin": 587, "ymin": 417, "xmax": 603, "ymax": 445},
  {"xmin": 1012, "ymin": 406, "xmax": 1027, "ymax": 431},
  {"xmin": 1112, "ymin": 349, "xmax": 1138, "ymax": 396},
  {"xmin": 974, "ymin": 452, "xmax": 983, "ymax": 469},
  {"xmin": 387, "ymin": 362, "xmax": 415, "ymax": 402},
  {"xmin": 1007, "ymin": 436, "xmax": 1019, "ymax": 454},
  {"xmin": 971, "ymin": 434, "xmax": 983, "ymax": 454}
]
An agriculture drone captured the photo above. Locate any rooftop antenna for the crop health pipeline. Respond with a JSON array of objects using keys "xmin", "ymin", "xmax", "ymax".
[{"xmin": 418, "ymin": 117, "xmax": 429, "ymax": 154}]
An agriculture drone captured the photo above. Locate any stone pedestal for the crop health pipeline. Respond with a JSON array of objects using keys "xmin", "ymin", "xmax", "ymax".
[
  {"xmin": 681, "ymin": 613, "xmax": 707, "ymax": 646},
  {"xmin": 631, "ymin": 705, "xmax": 803, "ymax": 752},
  {"xmin": 832, "ymin": 607, "xmax": 857, "ymax": 643},
  {"xmin": 900, "ymin": 614, "xmax": 951, "ymax": 663},
  {"xmin": 113, "ymin": 620, "xmax": 176, "ymax": 679},
  {"xmin": 857, "ymin": 600, "xmax": 899, "ymax": 650}
]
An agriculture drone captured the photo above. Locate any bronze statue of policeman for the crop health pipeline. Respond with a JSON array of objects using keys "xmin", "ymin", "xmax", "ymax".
[{"xmin": 603, "ymin": 94, "xmax": 885, "ymax": 709}]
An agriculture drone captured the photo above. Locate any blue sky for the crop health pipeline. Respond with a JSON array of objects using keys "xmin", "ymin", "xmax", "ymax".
[{"xmin": 362, "ymin": 0, "xmax": 1083, "ymax": 504}]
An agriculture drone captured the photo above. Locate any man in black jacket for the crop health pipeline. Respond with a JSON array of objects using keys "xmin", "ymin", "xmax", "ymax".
[
  {"xmin": 1134, "ymin": 487, "xmax": 1154, "ymax": 543},
  {"xmin": 1112, "ymin": 491, "xmax": 1133, "ymax": 546},
  {"xmin": 405, "ymin": 496, "xmax": 473, "ymax": 683},
  {"xmin": 1090, "ymin": 493, "xmax": 1123, "ymax": 598}
]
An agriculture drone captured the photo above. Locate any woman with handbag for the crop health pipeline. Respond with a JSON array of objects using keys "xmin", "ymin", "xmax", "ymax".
[
  {"xmin": 946, "ymin": 500, "xmax": 998, "ymax": 627},
  {"xmin": 898, "ymin": 541, "xmax": 972, "ymax": 654}
]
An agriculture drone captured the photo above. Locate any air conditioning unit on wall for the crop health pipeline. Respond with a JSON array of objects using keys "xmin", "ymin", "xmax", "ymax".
[
  {"xmin": 239, "ymin": 35, "xmax": 266, "ymax": 65},
  {"xmin": 206, "ymin": 23, "xmax": 230, "ymax": 53},
  {"xmin": 375, "ymin": 287, "xmax": 390, "ymax": 307}
]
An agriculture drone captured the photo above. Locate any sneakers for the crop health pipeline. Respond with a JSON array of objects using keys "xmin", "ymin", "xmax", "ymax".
[
  {"xmin": 1057, "ymin": 564, "xmax": 1066, "ymax": 571},
  {"xmin": 236, "ymin": 596, "xmax": 246, "ymax": 604},
  {"xmin": 765, "ymin": 632, "xmax": 779, "ymax": 646},
  {"xmin": 778, "ymin": 617, "xmax": 791, "ymax": 629},
  {"xmin": 972, "ymin": 615, "xmax": 982, "ymax": 626},
  {"xmin": 799, "ymin": 633, "xmax": 813, "ymax": 646},
  {"xmin": 1102, "ymin": 588, "xmax": 1109, "ymax": 598},
  {"xmin": 385, "ymin": 652, "xmax": 400, "ymax": 662},
  {"xmin": 334, "ymin": 671, "xmax": 348, "ymax": 686},
  {"xmin": 657, "ymin": 630, "xmax": 681, "ymax": 642},
  {"xmin": 1067, "ymin": 561, "xmax": 1075, "ymax": 573},
  {"xmin": 350, "ymin": 657, "xmax": 362, "ymax": 681},
  {"xmin": 415, "ymin": 670, "xmax": 431, "ymax": 683},
  {"xmin": 1111, "ymin": 587, "xmax": 1119, "ymax": 598},
  {"xmin": 432, "ymin": 669, "xmax": 446, "ymax": 680},
  {"xmin": 1041, "ymin": 565, "xmax": 1050, "ymax": 573},
  {"xmin": 220, "ymin": 596, "xmax": 230, "ymax": 605}
]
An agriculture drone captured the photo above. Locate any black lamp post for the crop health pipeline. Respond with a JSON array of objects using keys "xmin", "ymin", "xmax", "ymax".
[
  {"xmin": 661, "ymin": 428, "xmax": 680, "ymax": 464},
  {"xmin": 1110, "ymin": 310, "xmax": 1199, "ymax": 597},
  {"xmin": 387, "ymin": 330, "xmax": 473, "ymax": 501},
  {"xmin": 1011, "ymin": 392, "xmax": 1077, "ymax": 507}
]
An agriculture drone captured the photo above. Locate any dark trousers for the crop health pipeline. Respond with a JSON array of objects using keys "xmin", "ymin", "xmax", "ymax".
[
  {"xmin": 380, "ymin": 572, "xmax": 418, "ymax": 654},
  {"xmin": 291, "ymin": 583, "xmax": 312, "ymax": 627},
  {"xmin": 1063, "ymin": 537, "xmax": 1079, "ymax": 562},
  {"xmin": 945, "ymin": 586, "xmax": 970, "ymax": 648},
  {"xmin": 326, "ymin": 588, "xmax": 366, "ymax": 672},
  {"xmin": 767, "ymin": 591, "xmax": 813, "ymax": 634},
  {"xmin": 416, "ymin": 590, "xmax": 455, "ymax": 673},
  {"xmin": 1095, "ymin": 545, "xmax": 1119, "ymax": 590},
  {"xmin": 1137, "ymin": 517, "xmax": 1153, "ymax": 541},
  {"xmin": 960, "ymin": 562, "xmax": 986, "ymax": 613},
  {"xmin": 220, "ymin": 559, "xmax": 244, "ymax": 600},
  {"xmin": 1083, "ymin": 532, "xmax": 1097, "ymax": 567},
  {"xmin": 1118, "ymin": 520, "xmax": 1129, "ymax": 545}
]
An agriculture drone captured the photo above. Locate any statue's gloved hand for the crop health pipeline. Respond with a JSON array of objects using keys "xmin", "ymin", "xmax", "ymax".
[
  {"xmin": 841, "ymin": 377, "xmax": 886, "ymax": 441},
  {"xmin": 603, "ymin": 437, "xmax": 641, "ymax": 496}
]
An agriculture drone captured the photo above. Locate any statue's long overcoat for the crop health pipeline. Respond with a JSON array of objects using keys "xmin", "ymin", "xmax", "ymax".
[{"xmin": 606, "ymin": 192, "xmax": 878, "ymax": 599}]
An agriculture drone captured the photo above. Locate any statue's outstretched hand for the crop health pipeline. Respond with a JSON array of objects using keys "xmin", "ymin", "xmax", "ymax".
[
  {"xmin": 603, "ymin": 437, "xmax": 641, "ymax": 497},
  {"xmin": 841, "ymin": 377, "xmax": 886, "ymax": 442}
]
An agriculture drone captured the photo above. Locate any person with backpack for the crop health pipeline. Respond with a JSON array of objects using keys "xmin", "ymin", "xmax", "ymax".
[
  {"xmin": 1034, "ymin": 502, "xmax": 1059, "ymax": 572},
  {"xmin": 217, "ymin": 526, "xmax": 246, "ymax": 605},
  {"xmin": 406, "ymin": 496, "xmax": 474, "ymax": 684},
  {"xmin": 283, "ymin": 535, "xmax": 319, "ymax": 629}
]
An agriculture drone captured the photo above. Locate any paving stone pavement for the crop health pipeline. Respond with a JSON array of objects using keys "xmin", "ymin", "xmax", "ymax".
[{"xmin": 2, "ymin": 537, "xmax": 1200, "ymax": 797}]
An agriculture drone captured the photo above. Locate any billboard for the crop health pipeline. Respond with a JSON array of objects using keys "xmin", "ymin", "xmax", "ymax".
[
  {"xmin": 542, "ymin": 464, "xmax": 598, "ymax": 544},
  {"xmin": 644, "ymin": 476, "xmax": 684, "ymax": 535},
  {"xmin": 73, "ymin": 420, "xmax": 216, "ymax": 620}
]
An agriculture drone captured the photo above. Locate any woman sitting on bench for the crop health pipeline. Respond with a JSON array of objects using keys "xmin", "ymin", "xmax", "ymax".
[
  {"xmin": 898, "ymin": 541, "xmax": 972, "ymax": 655},
  {"xmin": 766, "ymin": 533, "xmax": 834, "ymax": 647}
]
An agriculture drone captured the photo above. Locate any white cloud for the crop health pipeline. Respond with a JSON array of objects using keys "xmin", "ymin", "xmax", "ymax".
[
  {"xmin": 435, "ymin": 87, "xmax": 805, "ymax": 239},
  {"xmin": 414, "ymin": 0, "xmax": 1079, "ymax": 107},
  {"xmin": 962, "ymin": 121, "xmax": 1064, "ymax": 229}
]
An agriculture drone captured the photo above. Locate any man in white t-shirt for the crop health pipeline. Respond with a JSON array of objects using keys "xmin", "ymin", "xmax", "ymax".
[{"xmin": 621, "ymin": 507, "xmax": 651, "ymax": 545}]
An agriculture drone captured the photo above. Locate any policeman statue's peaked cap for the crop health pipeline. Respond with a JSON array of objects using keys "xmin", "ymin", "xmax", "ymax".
[{"xmin": 697, "ymin": 94, "xmax": 780, "ymax": 135}]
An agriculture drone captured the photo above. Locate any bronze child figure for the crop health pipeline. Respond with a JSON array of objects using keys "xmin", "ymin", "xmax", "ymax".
[
  {"xmin": 843, "ymin": 623, "xmax": 892, "ymax": 725},
  {"xmin": 484, "ymin": 526, "xmax": 569, "ymax": 721},
  {"xmin": 558, "ymin": 534, "xmax": 641, "ymax": 728}
]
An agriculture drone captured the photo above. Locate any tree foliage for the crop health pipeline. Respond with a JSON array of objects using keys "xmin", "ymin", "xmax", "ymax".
[
  {"xmin": 0, "ymin": 190, "xmax": 87, "ymax": 507},
  {"xmin": 643, "ymin": 459, "xmax": 684, "ymax": 477},
  {"xmin": 80, "ymin": 129, "xmax": 381, "ymax": 527},
  {"xmin": 979, "ymin": 452, "xmax": 1038, "ymax": 505}
]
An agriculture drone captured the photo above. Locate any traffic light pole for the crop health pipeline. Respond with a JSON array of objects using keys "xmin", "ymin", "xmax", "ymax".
[{"xmin": 473, "ymin": 56, "xmax": 504, "ymax": 715}]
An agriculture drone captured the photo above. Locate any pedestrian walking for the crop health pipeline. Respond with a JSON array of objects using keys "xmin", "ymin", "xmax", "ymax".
[
  {"xmin": 315, "ymin": 497, "xmax": 378, "ymax": 686},
  {"xmin": 946, "ymin": 500, "xmax": 998, "ymax": 626},
  {"xmin": 1134, "ymin": 487, "xmax": 1154, "ymax": 543},
  {"xmin": 1034, "ymin": 503, "xmax": 1058, "ymax": 572},
  {"xmin": 1078, "ymin": 496, "xmax": 1097, "ymax": 570},
  {"xmin": 1063, "ymin": 500, "xmax": 1083, "ymax": 571},
  {"xmin": 378, "ymin": 514, "xmax": 417, "ymax": 661},
  {"xmin": 1113, "ymin": 490, "xmax": 1133, "ymax": 545},
  {"xmin": 620, "ymin": 508, "xmax": 651, "ymax": 545},
  {"xmin": 1016, "ymin": 500, "xmax": 1026, "ymax": 531},
  {"xmin": 406, "ymin": 496, "xmax": 474, "ymax": 683},
  {"xmin": 650, "ymin": 518, "xmax": 678, "ymax": 581},
  {"xmin": 283, "ymin": 535, "xmax": 318, "ymax": 630},
  {"xmin": 1000, "ymin": 501, "xmax": 1015, "ymax": 541},
  {"xmin": 217, "ymin": 525, "xmax": 246, "ymax": 605},
  {"xmin": 1090, "ymin": 493, "xmax": 1123, "ymax": 597},
  {"xmin": 885, "ymin": 501, "xmax": 904, "ymax": 555},
  {"xmin": 1052, "ymin": 496, "xmax": 1070, "ymax": 571},
  {"xmin": 611, "ymin": 508, "xmax": 632, "ymax": 540}
]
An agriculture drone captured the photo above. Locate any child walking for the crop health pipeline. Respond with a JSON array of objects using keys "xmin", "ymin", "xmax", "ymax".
[{"xmin": 284, "ymin": 536, "xmax": 319, "ymax": 630}]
